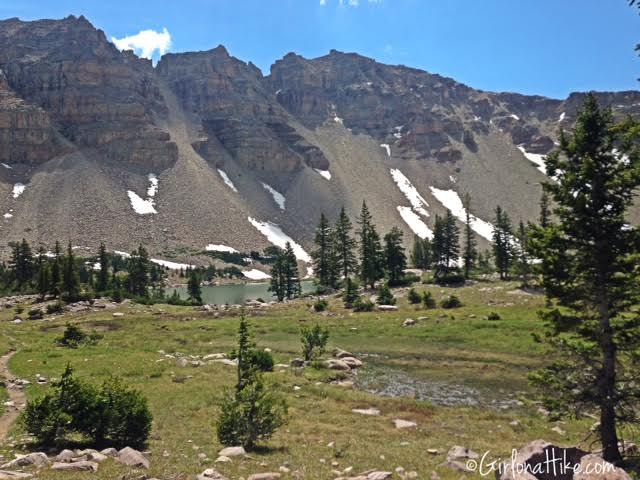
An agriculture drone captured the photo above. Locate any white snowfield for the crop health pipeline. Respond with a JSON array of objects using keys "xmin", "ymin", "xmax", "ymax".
[
  {"xmin": 242, "ymin": 269, "xmax": 271, "ymax": 280},
  {"xmin": 217, "ymin": 169, "xmax": 238, "ymax": 192},
  {"xmin": 114, "ymin": 250, "xmax": 131, "ymax": 258},
  {"xmin": 333, "ymin": 115, "xmax": 343, "ymax": 124},
  {"xmin": 261, "ymin": 182, "xmax": 286, "ymax": 210},
  {"xmin": 2, "ymin": 163, "xmax": 11, "ymax": 169},
  {"xmin": 558, "ymin": 112, "xmax": 566, "ymax": 122},
  {"xmin": 12, "ymin": 183, "xmax": 25, "ymax": 199},
  {"xmin": 127, "ymin": 191, "xmax": 157, "ymax": 215},
  {"xmin": 397, "ymin": 206, "xmax": 433, "ymax": 239},
  {"xmin": 429, "ymin": 187, "xmax": 495, "ymax": 241},
  {"xmin": 248, "ymin": 216, "xmax": 311, "ymax": 263},
  {"xmin": 380, "ymin": 144, "xmax": 391, "ymax": 157},
  {"xmin": 151, "ymin": 258, "xmax": 195, "ymax": 270},
  {"xmin": 389, "ymin": 169, "xmax": 429, "ymax": 217},
  {"xmin": 313, "ymin": 169, "xmax": 332, "ymax": 180},
  {"xmin": 517, "ymin": 145, "xmax": 547, "ymax": 175},
  {"xmin": 3, "ymin": 213, "xmax": 13, "ymax": 219},
  {"xmin": 206, "ymin": 244, "xmax": 239, "ymax": 253},
  {"xmin": 127, "ymin": 174, "xmax": 159, "ymax": 215}
]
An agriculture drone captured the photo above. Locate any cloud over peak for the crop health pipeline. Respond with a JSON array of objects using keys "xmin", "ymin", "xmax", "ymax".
[{"xmin": 112, "ymin": 28, "xmax": 172, "ymax": 61}]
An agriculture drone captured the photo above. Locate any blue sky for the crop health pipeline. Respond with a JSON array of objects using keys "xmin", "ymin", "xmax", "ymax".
[{"xmin": 1, "ymin": 0, "xmax": 638, "ymax": 98}]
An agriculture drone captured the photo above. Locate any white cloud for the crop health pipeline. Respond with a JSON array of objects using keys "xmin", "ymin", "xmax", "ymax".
[{"xmin": 112, "ymin": 28, "xmax": 171, "ymax": 60}]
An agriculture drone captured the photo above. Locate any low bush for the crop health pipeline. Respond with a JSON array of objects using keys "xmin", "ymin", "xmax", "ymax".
[
  {"xmin": 342, "ymin": 278, "xmax": 359, "ymax": 308},
  {"xmin": 246, "ymin": 349, "xmax": 274, "ymax": 372},
  {"xmin": 435, "ymin": 273, "xmax": 466, "ymax": 286},
  {"xmin": 441, "ymin": 295, "xmax": 463, "ymax": 309},
  {"xmin": 422, "ymin": 291, "xmax": 437, "ymax": 309},
  {"xmin": 353, "ymin": 297, "xmax": 374, "ymax": 312},
  {"xmin": 376, "ymin": 283, "xmax": 396, "ymax": 305},
  {"xmin": 21, "ymin": 366, "xmax": 152, "ymax": 449},
  {"xmin": 46, "ymin": 302, "xmax": 65, "ymax": 315},
  {"xmin": 28, "ymin": 308, "xmax": 43, "ymax": 320},
  {"xmin": 391, "ymin": 274, "xmax": 420, "ymax": 287},
  {"xmin": 487, "ymin": 312, "xmax": 501, "ymax": 321},
  {"xmin": 301, "ymin": 324, "xmax": 330, "ymax": 361},
  {"xmin": 313, "ymin": 299, "xmax": 329, "ymax": 312},
  {"xmin": 407, "ymin": 288, "xmax": 421, "ymax": 304},
  {"xmin": 57, "ymin": 323, "xmax": 102, "ymax": 348}
]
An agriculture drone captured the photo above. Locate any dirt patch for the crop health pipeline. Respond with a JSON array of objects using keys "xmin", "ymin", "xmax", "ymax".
[{"xmin": 0, "ymin": 351, "xmax": 26, "ymax": 441}]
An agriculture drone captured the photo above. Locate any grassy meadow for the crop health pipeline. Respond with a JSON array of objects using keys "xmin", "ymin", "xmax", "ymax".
[{"xmin": 0, "ymin": 281, "xmax": 619, "ymax": 479}]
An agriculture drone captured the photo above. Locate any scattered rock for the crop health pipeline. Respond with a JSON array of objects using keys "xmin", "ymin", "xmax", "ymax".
[
  {"xmin": 427, "ymin": 449, "xmax": 439, "ymax": 455},
  {"xmin": 1, "ymin": 452, "xmax": 49, "ymax": 469},
  {"xmin": 51, "ymin": 461, "xmax": 98, "ymax": 472},
  {"xmin": 248, "ymin": 473, "xmax": 281, "ymax": 480},
  {"xmin": 325, "ymin": 359, "xmax": 351, "ymax": 371},
  {"xmin": 54, "ymin": 449, "xmax": 76, "ymax": 463},
  {"xmin": 377, "ymin": 305, "xmax": 398, "ymax": 311},
  {"xmin": 100, "ymin": 448, "xmax": 118, "ymax": 457},
  {"xmin": 116, "ymin": 447, "xmax": 149, "ymax": 469},
  {"xmin": 112, "ymin": 312, "xmax": 124, "ymax": 317},
  {"xmin": 443, "ymin": 445, "xmax": 479, "ymax": 472},
  {"xmin": 218, "ymin": 446, "xmax": 246, "ymax": 458},
  {"xmin": 551, "ymin": 425, "xmax": 566, "ymax": 435},
  {"xmin": 86, "ymin": 451, "xmax": 108, "ymax": 463},
  {"xmin": 351, "ymin": 408, "xmax": 380, "ymax": 416},
  {"xmin": 340, "ymin": 357, "xmax": 363, "ymax": 369},
  {"xmin": 393, "ymin": 419, "xmax": 417, "ymax": 429},
  {"xmin": 367, "ymin": 472, "xmax": 392, "ymax": 480},
  {"xmin": 332, "ymin": 348, "xmax": 355, "ymax": 359},
  {"xmin": 402, "ymin": 318, "xmax": 416, "ymax": 327},
  {"xmin": 197, "ymin": 468, "xmax": 229, "ymax": 480},
  {"xmin": 0, "ymin": 472, "xmax": 33, "ymax": 479},
  {"xmin": 290, "ymin": 358, "xmax": 305, "ymax": 368},
  {"xmin": 203, "ymin": 353, "xmax": 226, "ymax": 360},
  {"xmin": 215, "ymin": 456, "xmax": 232, "ymax": 463}
]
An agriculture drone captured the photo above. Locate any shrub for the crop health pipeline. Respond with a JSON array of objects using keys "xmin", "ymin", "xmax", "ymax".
[
  {"xmin": 301, "ymin": 324, "xmax": 330, "ymax": 361},
  {"xmin": 407, "ymin": 288, "xmax": 421, "ymax": 304},
  {"xmin": 28, "ymin": 308, "xmax": 43, "ymax": 320},
  {"xmin": 441, "ymin": 295, "xmax": 463, "ymax": 309},
  {"xmin": 14, "ymin": 305, "xmax": 24, "ymax": 315},
  {"xmin": 376, "ymin": 283, "xmax": 396, "ymax": 305},
  {"xmin": 217, "ymin": 376, "xmax": 287, "ymax": 450},
  {"xmin": 392, "ymin": 274, "xmax": 420, "ymax": 287},
  {"xmin": 46, "ymin": 302, "xmax": 64, "ymax": 315},
  {"xmin": 56, "ymin": 323, "xmax": 102, "ymax": 348},
  {"xmin": 313, "ymin": 299, "xmax": 329, "ymax": 312},
  {"xmin": 435, "ymin": 273, "xmax": 466, "ymax": 285},
  {"xmin": 422, "ymin": 291, "xmax": 436, "ymax": 309},
  {"xmin": 21, "ymin": 366, "xmax": 152, "ymax": 449},
  {"xmin": 342, "ymin": 278, "xmax": 359, "ymax": 308},
  {"xmin": 487, "ymin": 312, "xmax": 501, "ymax": 321},
  {"xmin": 353, "ymin": 297, "xmax": 374, "ymax": 312},
  {"xmin": 246, "ymin": 349, "xmax": 274, "ymax": 372}
]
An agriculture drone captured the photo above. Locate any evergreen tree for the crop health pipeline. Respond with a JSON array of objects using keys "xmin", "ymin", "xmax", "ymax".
[
  {"xmin": 462, "ymin": 193, "xmax": 477, "ymax": 279},
  {"xmin": 528, "ymin": 95, "xmax": 640, "ymax": 463},
  {"xmin": 492, "ymin": 206, "xmax": 513, "ymax": 280},
  {"xmin": 432, "ymin": 212, "xmax": 460, "ymax": 277},
  {"xmin": 50, "ymin": 241, "xmax": 62, "ymax": 297},
  {"xmin": 269, "ymin": 252, "xmax": 286, "ymax": 302},
  {"xmin": 187, "ymin": 269, "xmax": 203, "ymax": 305},
  {"xmin": 96, "ymin": 242, "xmax": 109, "ymax": 293},
  {"xmin": 127, "ymin": 245, "xmax": 150, "ymax": 297},
  {"xmin": 10, "ymin": 239, "xmax": 34, "ymax": 290},
  {"xmin": 36, "ymin": 246, "xmax": 50, "ymax": 300},
  {"xmin": 383, "ymin": 227, "xmax": 406, "ymax": 286},
  {"xmin": 269, "ymin": 244, "xmax": 301, "ymax": 301},
  {"xmin": 515, "ymin": 221, "xmax": 532, "ymax": 288},
  {"xmin": 539, "ymin": 190, "xmax": 551, "ymax": 228},
  {"xmin": 357, "ymin": 201, "xmax": 383, "ymax": 289},
  {"xmin": 333, "ymin": 207, "xmax": 357, "ymax": 280},
  {"xmin": 61, "ymin": 242, "xmax": 81, "ymax": 302},
  {"xmin": 311, "ymin": 213, "xmax": 333, "ymax": 288},
  {"xmin": 410, "ymin": 235, "xmax": 432, "ymax": 269},
  {"xmin": 342, "ymin": 277, "xmax": 359, "ymax": 308}
]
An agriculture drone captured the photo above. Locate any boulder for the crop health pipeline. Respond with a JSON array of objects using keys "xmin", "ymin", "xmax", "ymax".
[
  {"xmin": 333, "ymin": 348, "xmax": 355, "ymax": 359},
  {"xmin": 290, "ymin": 358, "xmax": 305, "ymax": 367},
  {"xmin": 0, "ymin": 472, "xmax": 33, "ymax": 479},
  {"xmin": 367, "ymin": 473, "xmax": 392, "ymax": 480},
  {"xmin": 215, "ymin": 456, "xmax": 232, "ymax": 463},
  {"xmin": 402, "ymin": 318, "xmax": 416, "ymax": 327},
  {"xmin": 54, "ymin": 449, "xmax": 76, "ymax": 462},
  {"xmin": 203, "ymin": 353, "xmax": 226, "ymax": 360},
  {"xmin": 85, "ymin": 451, "xmax": 108, "ymax": 463},
  {"xmin": 218, "ymin": 446, "xmax": 246, "ymax": 458},
  {"xmin": 116, "ymin": 447, "xmax": 149, "ymax": 469},
  {"xmin": 443, "ymin": 445, "xmax": 479, "ymax": 472},
  {"xmin": 393, "ymin": 419, "xmax": 417, "ymax": 429},
  {"xmin": 197, "ymin": 468, "xmax": 229, "ymax": 480},
  {"xmin": 100, "ymin": 448, "xmax": 118, "ymax": 457},
  {"xmin": 1, "ymin": 452, "xmax": 49, "ymax": 469},
  {"xmin": 248, "ymin": 473, "xmax": 281, "ymax": 480},
  {"xmin": 340, "ymin": 357, "xmax": 363, "ymax": 369},
  {"xmin": 325, "ymin": 359, "xmax": 351, "ymax": 371},
  {"xmin": 351, "ymin": 408, "xmax": 381, "ymax": 416},
  {"xmin": 377, "ymin": 305, "xmax": 398, "ymax": 311},
  {"xmin": 51, "ymin": 461, "xmax": 98, "ymax": 472}
]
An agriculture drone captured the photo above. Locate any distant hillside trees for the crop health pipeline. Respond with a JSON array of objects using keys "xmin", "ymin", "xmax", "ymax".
[
  {"xmin": 529, "ymin": 94, "xmax": 640, "ymax": 463},
  {"xmin": 492, "ymin": 206, "xmax": 514, "ymax": 280},
  {"xmin": 462, "ymin": 193, "xmax": 477, "ymax": 279},
  {"xmin": 411, "ymin": 235, "xmax": 432, "ymax": 269},
  {"xmin": 383, "ymin": 227, "xmax": 406, "ymax": 286}
]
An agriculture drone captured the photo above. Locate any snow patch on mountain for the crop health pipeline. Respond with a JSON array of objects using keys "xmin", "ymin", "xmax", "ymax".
[
  {"xmin": 429, "ymin": 187, "xmax": 494, "ymax": 240},
  {"xmin": 151, "ymin": 258, "xmax": 194, "ymax": 270},
  {"xmin": 397, "ymin": 206, "xmax": 433, "ymax": 240},
  {"xmin": 127, "ymin": 191, "xmax": 157, "ymax": 214},
  {"xmin": 206, "ymin": 244, "xmax": 239, "ymax": 253},
  {"xmin": 218, "ymin": 169, "xmax": 238, "ymax": 192},
  {"xmin": 558, "ymin": 112, "xmax": 566, "ymax": 122},
  {"xmin": 314, "ymin": 169, "xmax": 332, "ymax": 180},
  {"xmin": 12, "ymin": 183, "xmax": 25, "ymax": 199},
  {"xmin": 242, "ymin": 269, "xmax": 271, "ymax": 280},
  {"xmin": 261, "ymin": 182, "xmax": 286, "ymax": 210},
  {"xmin": 380, "ymin": 144, "xmax": 391, "ymax": 157},
  {"xmin": 3, "ymin": 213, "xmax": 12, "ymax": 219},
  {"xmin": 2, "ymin": 163, "xmax": 11, "ymax": 169},
  {"xmin": 517, "ymin": 145, "xmax": 547, "ymax": 175},
  {"xmin": 248, "ymin": 217, "xmax": 311, "ymax": 263},
  {"xmin": 389, "ymin": 169, "xmax": 429, "ymax": 217},
  {"xmin": 147, "ymin": 173, "xmax": 158, "ymax": 197}
]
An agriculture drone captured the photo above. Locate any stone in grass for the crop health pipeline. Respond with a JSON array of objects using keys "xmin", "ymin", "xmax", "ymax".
[
  {"xmin": 198, "ymin": 468, "xmax": 229, "ymax": 480},
  {"xmin": 340, "ymin": 357, "xmax": 363, "ymax": 369},
  {"xmin": 217, "ymin": 446, "xmax": 246, "ymax": 458},
  {"xmin": 351, "ymin": 408, "xmax": 381, "ymax": 416},
  {"xmin": 115, "ymin": 447, "xmax": 150, "ymax": 469},
  {"xmin": 0, "ymin": 452, "xmax": 49, "ymax": 469},
  {"xmin": 215, "ymin": 456, "xmax": 232, "ymax": 463},
  {"xmin": 248, "ymin": 474, "xmax": 281, "ymax": 480},
  {"xmin": 51, "ymin": 461, "xmax": 98, "ymax": 472},
  {"xmin": 393, "ymin": 419, "xmax": 417, "ymax": 429},
  {"xmin": 0, "ymin": 472, "xmax": 33, "ymax": 479},
  {"xmin": 100, "ymin": 448, "xmax": 118, "ymax": 457},
  {"xmin": 54, "ymin": 449, "xmax": 76, "ymax": 462},
  {"xmin": 325, "ymin": 359, "xmax": 351, "ymax": 371}
]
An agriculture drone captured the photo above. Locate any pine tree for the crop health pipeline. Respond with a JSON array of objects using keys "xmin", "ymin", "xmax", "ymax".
[
  {"xmin": 127, "ymin": 245, "xmax": 150, "ymax": 297},
  {"xmin": 61, "ymin": 242, "xmax": 81, "ymax": 302},
  {"xmin": 187, "ymin": 269, "xmax": 203, "ymax": 305},
  {"xmin": 462, "ymin": 193, "xmax": 477, "ymax": 279},
  {"xmin": 10, "ymin": 239, "xmax": 34, "ymax": 290},
  {"xmin": 36, "ymin": 246, "xmax": 50, "ymax": 300},
  {"xmin": 342, "ymin": 277, "xmax": 359, "ymax": 308},
  {"xmin": 269, "ymin": 252, "xmax": 286, "ymax": 302},
  {"xmin": 357, "ymin": 201, "xmax": 383, "ymax": 289},
  {"xmin": 383, "ymin": 227, "xmax": 406, "ymax": 286},
  {"xmin": 50, "ymin": 241, "xmax": 62, "ymax": 297},
  {"xmin": 236, "ymin": 313, "xmax": 254, "ymax": 390},
  {"xmin": 539, "ymin": 190, "xmax": 551, "ymax": 228},
  {"xmin": 528, "ymin": 95, "xmax": 640, "ymax": 463},
  {"xmin": 269, "ymin": 244, "xmax": 301, "ymax": 301},
  {"xmin": 515, "ymin": 221, "xmax": 531, "ymax": 288},
  {"xmin": 411, "ymin": 235, "xmax": 432, "ymax": 269},
  {"xmin": 96, "ymin": 242, "xmax": 109, "ymax": 293},
  {"xmin": 492, "ymin": 206, "xmax": 513, "ymax": 280},
  {"xmin": 333, "ymin": 207, "xmax": 357, "ymax": 280},
  {"xmin": 311, "ymin": 213, "xmax": 333, "ymax": 288},
  {"xmin": 432, "ymin": 212, "xmax": 459, "ymax": 277}
]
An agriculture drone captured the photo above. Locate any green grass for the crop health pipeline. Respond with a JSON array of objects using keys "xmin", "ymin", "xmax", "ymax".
[{"xmin": 0, "ymin": 281, "xmax": 628, "ymax": 479}]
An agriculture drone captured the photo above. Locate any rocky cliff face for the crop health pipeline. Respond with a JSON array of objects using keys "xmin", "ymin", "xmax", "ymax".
[
  {"xmin": 0, "ymin": 15, "xmax": 638, "ymax": 256},
  {"xmin": 0, "ymin": 15, "xmax": 177, "ymax": 170}
]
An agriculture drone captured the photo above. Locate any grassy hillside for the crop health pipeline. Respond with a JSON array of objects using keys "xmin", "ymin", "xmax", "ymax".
[{"xmin": 0, "ymin": 281, "xmax": 619, "ymax": 479}]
